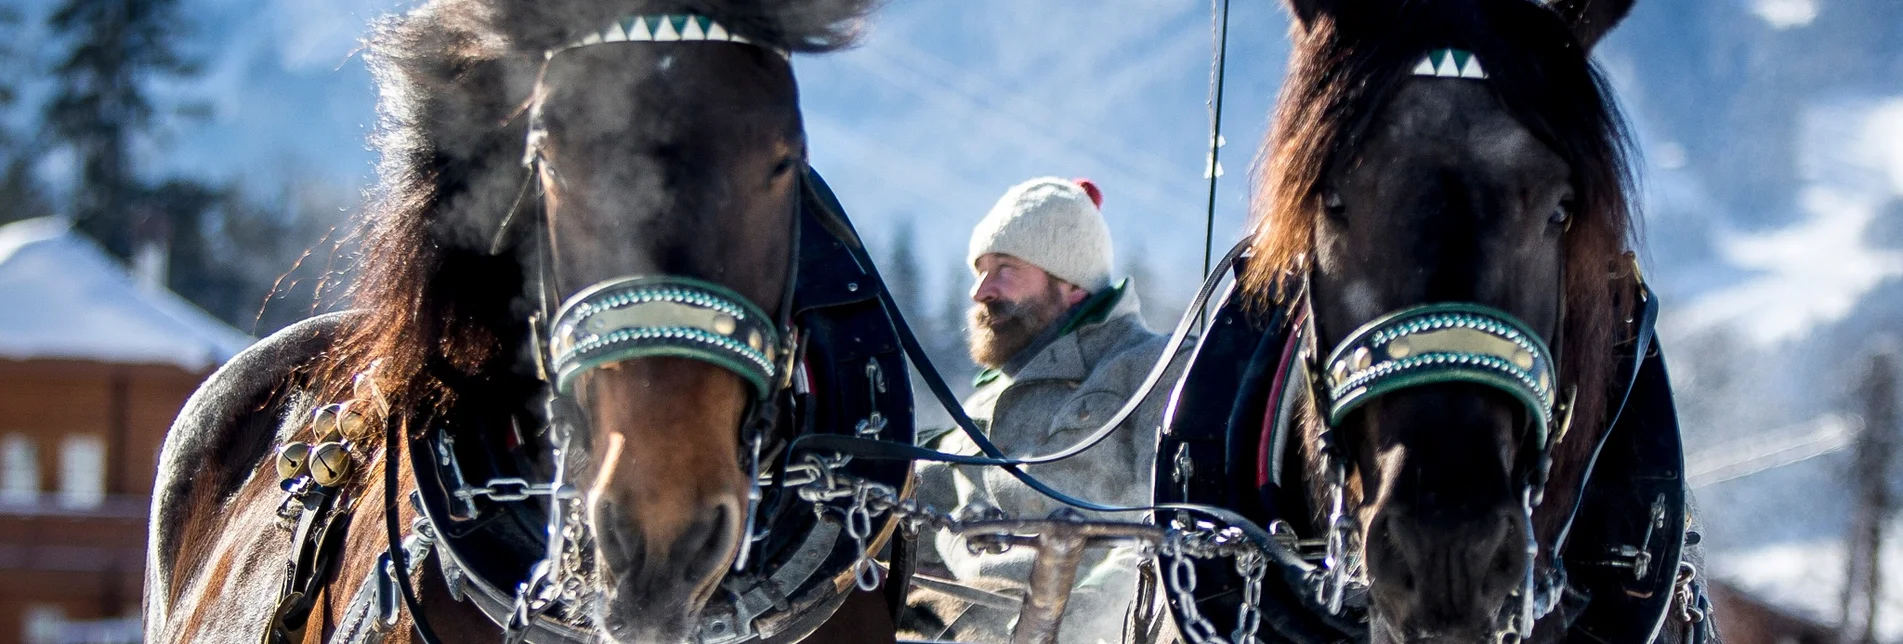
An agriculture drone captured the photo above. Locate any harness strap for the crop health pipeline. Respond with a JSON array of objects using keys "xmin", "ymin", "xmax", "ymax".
[
  {"xmin": 783, "ymin": 228, "xmax": 1245, "ymax": 481},
  {"xmin": 263, "ymin": 483, "xmax": 354, "ymax": 644},
  {"xmin": 329, "ymin": 512, "xmax": 437, "ymax": 644},
  {"xmin": 385, "ymin": 412, "xmax": 445, "ymax": 644},
  {"xmin": 791, "ymin": 182, "xmax": 1361, "ymax": 617},
  {"xmin": 1553, "ymin": 274, "xmax": 1659, "ymax": 553}
]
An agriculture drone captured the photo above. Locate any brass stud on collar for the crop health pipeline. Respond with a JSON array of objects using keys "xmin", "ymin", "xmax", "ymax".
[
  {"xmin": 309, "ymin": 442, "xmax": 352, "ymax": 487},
  {"xmin": 1351, "ymin": 346, "xmax": 1373, "ymax": 372},
  {"xmin": 1387, "ymin": 338, "xmax": 1414, "ymax": 359},
  {"xmin": 275, "ymin": 442, "xmax": 311, "ymax": 482}
]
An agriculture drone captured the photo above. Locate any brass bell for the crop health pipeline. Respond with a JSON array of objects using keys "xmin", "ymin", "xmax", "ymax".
[
  {"xmin": 309, "ymin": 442, "xmax": 352, "ymax": 487},
  {"xmin": 312, "ymin": 403, "xmax": 367, "ymax": 441},
  {"xmin": 312, "ymin": 404, "xmax": 343, "ymax": 440},
  {"xmin": 334, "ymin": 407, "xmax": 367, "ymax": 439},
  {"xmin": 276, "ymin": 442, "xmax": 311, "ymax": 481}
]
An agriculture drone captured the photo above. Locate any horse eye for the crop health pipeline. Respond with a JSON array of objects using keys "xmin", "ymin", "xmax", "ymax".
[
  {"xmin": 1323, "ymin": 191, "xmax": 1345, "ymax": 215},
  {"xmin": 771, "ymin": 156, "xmax": 797, "ymax": 177},
  {"xmin": 1550, "ymin": 200, "xmax": 1574, "ymax": 226}
]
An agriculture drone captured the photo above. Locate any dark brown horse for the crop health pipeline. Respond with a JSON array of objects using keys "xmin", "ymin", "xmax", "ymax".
[
  {"xmin": 144, "ymin": 1, "xmax": 905, "ymax": 642},
  {"xmin": 1159, "ymin": 0, "xmax": 1714, "ymax": 641}
]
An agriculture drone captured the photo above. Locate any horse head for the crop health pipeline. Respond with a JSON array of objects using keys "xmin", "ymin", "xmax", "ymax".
[
  {"xmin": 345, "ymin": 1, "xmax": 873, "ymax": 641},
  {"xmin": 1243, "ymin": 0, "xmax": 1639, "ymax": 640}
]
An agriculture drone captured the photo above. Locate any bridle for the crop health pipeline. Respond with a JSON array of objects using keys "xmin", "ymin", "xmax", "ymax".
[
  {"xmin": 381, "ymin": 13, "xmax": 834, "ymax": 644},
  {"xmin": 1264, "ymin": 46, "xmax": 1581, "ymax": 643},
  {"xmin": 1289, "ymin": 284, "xmax": 1571, "ymax": 642}
]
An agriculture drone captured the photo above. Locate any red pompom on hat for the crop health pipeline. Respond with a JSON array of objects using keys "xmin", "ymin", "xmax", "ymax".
[{"xmin": 1072, "ymin": 178, "xmax": 1104, "ymax": 209}]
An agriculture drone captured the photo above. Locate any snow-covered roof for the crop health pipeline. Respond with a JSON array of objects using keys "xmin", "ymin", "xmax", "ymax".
[
  {"xmin": 1716, "ymin": 536, "xmax": 1898, "ymax": 640},
  {"xmin": 0, "ymin": 217, "xmax": 254, "ymax": 371}
]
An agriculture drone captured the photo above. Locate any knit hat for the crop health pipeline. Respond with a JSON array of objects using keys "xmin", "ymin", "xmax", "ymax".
[{"xmin": 967, "ymin": 177, "xmax": 1115, "ymax": 292}]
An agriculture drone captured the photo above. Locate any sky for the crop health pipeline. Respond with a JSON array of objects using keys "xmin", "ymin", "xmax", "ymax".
[{"xmin": 27, "ymin": 0, "xmax": 1301, "ymax": 311}]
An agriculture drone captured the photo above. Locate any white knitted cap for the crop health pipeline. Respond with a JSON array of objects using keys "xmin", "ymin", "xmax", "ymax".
[{"xmin": 967, "ymin": 177, "xmax": 1114, "ymax": 292}]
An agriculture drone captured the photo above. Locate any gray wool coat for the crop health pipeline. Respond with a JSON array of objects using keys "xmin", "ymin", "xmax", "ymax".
[{"xmin": 915, "ymin": 286, "xmax": 1192, "ymax": 643}]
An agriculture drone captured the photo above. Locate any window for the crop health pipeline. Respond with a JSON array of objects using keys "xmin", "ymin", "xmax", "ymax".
[
  {"xmin": 1, "ymin": 433, "xmax": 35, "ymax": 504},
  {"xmin": 23, "ymin": 604, "xmax": 62, "ymax": 644},
  {"xmin": 58, "ymin": 434, "xmax": 105, "ymax": 509}
]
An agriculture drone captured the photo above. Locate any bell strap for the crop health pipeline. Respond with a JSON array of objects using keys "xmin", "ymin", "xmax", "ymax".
[{"xmin": 548, "ymin": 275, "xmax": 780, "ymax": 397}]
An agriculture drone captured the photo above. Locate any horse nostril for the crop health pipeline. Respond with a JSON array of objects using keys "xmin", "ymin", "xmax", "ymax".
[{"xmin": 678, "ymin": 502, "xmax": 739, "ymax": 584}]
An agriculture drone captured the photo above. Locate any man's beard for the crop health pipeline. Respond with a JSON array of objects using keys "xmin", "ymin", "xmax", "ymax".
[{"xmin": 967, "ymin": 282, "xmax": 1072, "ymax": 370}]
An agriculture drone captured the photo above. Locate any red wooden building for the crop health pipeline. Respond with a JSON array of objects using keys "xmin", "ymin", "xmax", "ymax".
[{"xmin": 0, "ymin": 218, "xmax": 251, "ymax": 644}]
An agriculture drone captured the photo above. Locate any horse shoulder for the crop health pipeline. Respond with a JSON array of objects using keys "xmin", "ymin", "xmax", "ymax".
[{"xmin": 146, "ymin": 311, "xmax": 355, "ymax": 635}]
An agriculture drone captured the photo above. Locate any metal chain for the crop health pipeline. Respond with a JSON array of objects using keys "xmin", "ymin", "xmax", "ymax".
[
  {"xmin": 455, "ymin": 477, "xmax": 573, "ymax": 503},
  {"xmin": 784, "ymin": 453, "xmax": 1266, "ymax": 640},
  {"xmin": 1163, "ymin": 536, "xmax": 1225, "ymax": 644},
  {"xmin": 1673, "ymin": 562, "xmax": 1706, "ymax": 625},
  {"xmin": 1232, "ymin": 552, "xmax": 1265, "ymax": 644},
  {"xmin": 1317, "ymin": 443, "xmax": 1361, "ymax": 615}
]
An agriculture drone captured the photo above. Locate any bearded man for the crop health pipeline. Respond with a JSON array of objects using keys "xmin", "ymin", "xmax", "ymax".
[{"xmin": 911, "ymin": 177, "xmax": 1190, "ymax": 644}]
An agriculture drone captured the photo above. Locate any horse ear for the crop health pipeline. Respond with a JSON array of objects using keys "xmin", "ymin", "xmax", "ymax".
[
  {"xmin": 1285, "ymin": 0, "xmax": 1341, "ymax": 31},
  {"xmin": 1547, "ymin": 0, "xmax": 1636, "ymax": 50}
]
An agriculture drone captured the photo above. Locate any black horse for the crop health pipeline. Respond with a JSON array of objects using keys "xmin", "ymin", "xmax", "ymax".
[
  {"xmin": 144, "ymin": 1, "xmax": 918, "ymax": 643},
  {"xmin": 1156, "ymin": 0, "xmax": 1718, "ymax": 642}
]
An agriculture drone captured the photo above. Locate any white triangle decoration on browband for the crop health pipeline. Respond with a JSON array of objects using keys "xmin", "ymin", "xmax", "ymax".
[
  {"xmin": 547, "ymin": 14, "xmax": 785, "ymax": 59},
  {"xmin": 1412, "ymin": 48, "xmax": 1488, "ymax": 79}
]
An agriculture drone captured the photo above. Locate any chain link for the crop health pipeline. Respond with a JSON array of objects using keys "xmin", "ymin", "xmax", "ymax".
[
  {"xmin": 454, "ymin": 477, "xmax": 574, "ymax": 502},
  {"xmin": 1232, "ymin": 552, "xmax": 1265, "ymax": 644},
  {"xmin": 1317, "ymin": 444, "xmax": 1360, "ymax": 615},
  {"xmin": 1674, "ymin": 562, "xmax": 1705, "ymax": 624}
]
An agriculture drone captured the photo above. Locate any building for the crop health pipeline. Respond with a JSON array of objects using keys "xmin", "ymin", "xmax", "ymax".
[{"xmin": 0, "ymin": 218, "xmax": 252, "ymax": 644}]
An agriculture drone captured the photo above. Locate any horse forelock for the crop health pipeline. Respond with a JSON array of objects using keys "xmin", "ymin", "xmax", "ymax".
[{"xmin": 1245, "ymin": 0, "xmax": 1638, "ymax": 548}]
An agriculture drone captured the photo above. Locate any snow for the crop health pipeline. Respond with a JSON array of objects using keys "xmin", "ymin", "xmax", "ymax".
[
  {"xmin": 0, "ymin": 217, "xmax": 254, "ymax": 371},
  {"xmin": 1714, "ymin": 533, "xmax": 1903, "ymax": 641}
]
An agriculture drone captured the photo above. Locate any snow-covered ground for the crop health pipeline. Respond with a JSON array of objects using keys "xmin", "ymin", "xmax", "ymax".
[{"xmin": 0, "ymin": 217, "xmax": 253, "ymax": 370}]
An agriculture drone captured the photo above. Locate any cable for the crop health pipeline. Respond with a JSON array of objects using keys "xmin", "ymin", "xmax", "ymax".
[{"xmin": 1200, "ymin": 0, "xmax": 1233, "ymax": 331}]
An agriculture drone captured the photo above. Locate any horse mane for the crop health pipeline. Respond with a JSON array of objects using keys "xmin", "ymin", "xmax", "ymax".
[
  {"xmin": 318, "ymin": 0, "xmax": 878, "ymax": 424},
  {"xmin": 1244, "ymin": 0, "xmax": 1639, "ymax": 542}
]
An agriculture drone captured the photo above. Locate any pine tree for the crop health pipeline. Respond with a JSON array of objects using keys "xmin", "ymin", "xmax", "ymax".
[
  {"xmin": 44, "ymin": 0, "xmax": 197, "ymax": 258},
  {"xmin": 0, "ymin": 159, "xmax": 53, "ymax": 226},
  {"xmin": 884, "ymin": 217, "xmax": 925, "ymax": 324},
  {"xmin": 935, "ymin": 259, "xmax": 977, "ymax": 379},
  {"xmin": 1840, "ymin": 348, "xmax": 1899, "ymax": 644},
  {"xmin": 0, "ymin": 5, "xmax": 52, "ymax": 225},
  {"xmin": 0, "ymin": 5, "xmax": 24, "ymax": 144},
  {"xmin": 1121, "ymin": 245, "xmax": 1183, "ymax": 332}
]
